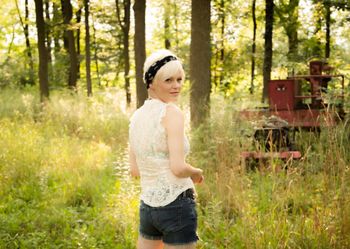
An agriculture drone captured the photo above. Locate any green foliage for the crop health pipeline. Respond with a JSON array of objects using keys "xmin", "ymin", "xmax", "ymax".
[
  {"xmin": 1, "ymin": 0, "xmax": 350, "ymax": 97},
  {"xmin": 189, "ymin": 95, "xmax": 350, "ymax": 248},
  {"xmin": 1, "ymin": 88, "xmax": 350, "ymax": 248},
  {"xmin": 0, "ymin": 87, "xmax": 135, "ymax": 248}
]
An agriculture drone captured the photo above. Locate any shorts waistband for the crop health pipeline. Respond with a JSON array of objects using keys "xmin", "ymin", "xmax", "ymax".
[{"xmin": 179, "ymin": 188, "xmax": 195, "ymax": 200}]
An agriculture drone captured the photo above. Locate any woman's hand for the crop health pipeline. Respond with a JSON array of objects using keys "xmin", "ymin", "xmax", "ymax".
[{"xmin": 191, "ymin": 169, "xmax": 204, "ymax": 184}]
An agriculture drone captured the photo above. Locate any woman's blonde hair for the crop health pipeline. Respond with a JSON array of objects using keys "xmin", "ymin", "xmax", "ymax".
[{"xmin": 143, "ymin": 49, "xmax": 185, "ymax": 87}]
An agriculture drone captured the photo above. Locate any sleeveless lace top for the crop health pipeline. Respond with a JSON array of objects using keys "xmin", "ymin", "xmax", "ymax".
[{"xmin": 129, "ymin": 98, "xmax": 194, "ymax": 207}]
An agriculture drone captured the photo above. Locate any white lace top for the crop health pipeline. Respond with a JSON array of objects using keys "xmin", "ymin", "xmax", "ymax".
[{"xmin": 129, "ymin": 98, "xmax": 194, "ymax": 207}]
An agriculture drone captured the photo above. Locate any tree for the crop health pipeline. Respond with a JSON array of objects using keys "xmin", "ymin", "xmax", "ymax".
[
  {"xmin": 76, "ymin": 6, "xmax": 82, "ymax": 79},
  {"xmin": 173, "ymin": 1, "xmax": 180, "ymax": 51},
  {"xmin": 250, "ymin": 0, "xmax": 257, "ymax": 94},
  {"xmin": 116, "ymin": 0, "xmax": 131, "ymax": 106},
  {"xmin": 212, "ymin": 0, "xmax": 226, "ymax": 89},
  {"xmin": 85, "ymin": 0, "xmax": 92, "ymax": 96},
  {"xmin": 275, "ymin": 0, "xmax": 300, "ymax": 62},
  {"xmin": 133, "ymin": 0, "xmax": 147, "ymax": 108},
  {"xmin": 61, "ymin": 0, "xmax": 79, "ymax": 90},
  {"xmin": 44, "ymin": 0, "xmax": 54, "ymax": 84},
  {"xmin": 190, "ymin": 0, "xmax": 211, "ymax": 127},
  {"xmin": 44, "ymin": 0, "xmax": 52, "ymax": 64},
  {"xmin": 325, "ymin": 0, "xmax": 331, "ymax": 58},
  {"xmin": 52, "ymin": 2, "xmax": 61, "ymax": 56},
  {"xmin": 91, "ymin": 13, "xmax": 101, "ymax": 87},
  {"xmin": 15, "ymin": 0, "xmax": 35, "ymax": 85},
  {"xmin": 262, "ymin": 0, "xmax": 274, "ymax": 102},
  {"xmin": 312, "ymin": 0, "xmax": 323, "ymax": 57},
  {"xmin": 164, "ymin": 0, "xmax": 171, "ymax": 49},
  {"xmin": 34, "ymin": 0, "xmax": 50, "ymax": 102}
]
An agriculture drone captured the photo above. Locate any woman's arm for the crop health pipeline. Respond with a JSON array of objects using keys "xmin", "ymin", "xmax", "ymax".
[
  {"xmin": 164, "ymin": 105, "xmax": 203, "ymax": 182},
  {"xmin": 129, "ymin": 147, "xmax": 140, "ymax": 178}
]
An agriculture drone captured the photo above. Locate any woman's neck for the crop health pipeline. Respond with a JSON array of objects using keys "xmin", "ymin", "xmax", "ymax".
[{"xmin": 148, "ymin": 90, "xmax": 159, "ymax": 100}]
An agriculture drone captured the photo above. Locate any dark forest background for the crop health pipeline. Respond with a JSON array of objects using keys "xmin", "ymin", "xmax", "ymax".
[{"xmin": 1, "ymin": 0, "xmax": 349, "ymax": 123}]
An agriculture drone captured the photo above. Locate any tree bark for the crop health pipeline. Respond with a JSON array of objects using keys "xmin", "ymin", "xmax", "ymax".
[
  {"xmin": 44, "ymin": 0, "xmax": 52, "ymax": 64},
  {"xmin": 133, "ymin": 0, "xmax": 147, "ymax": 107},
  {"xmin": 76, "ymin": 7, "xmax": 82, "ymax": 79},
  {"xmin": 250, "ymin": 0, "xmax": 257, "ymax": 94},
  {"xmin": 325, "ymin": 2, "xmax": 331, "ymax": 58},
  {"xmin": 85, "ymin": 0, "xmax": 92, "ymax": 96},
  {"xmin": 275, "ymin": 0, "xmax": 299, "ymax": 61},
  {"xmin": 287, "ymin": 0, "xmax": 299, "ymax": 61},
  {"xmin": 15, "ymin": 0, "xmax": 35, "ymax": 85},
  {"xmin": 53, "ymin": 2, "xmax": 61, "ymax": 55},
  {"xmin": 219, "ymin": 0, "xmax": 225, "ymax": 86},
  {"xmin": 262, "ymin": 0, "xmax": 274, "ymax": 102},
  {"xmin": 313, "ymin": 0, "xmax": 322, "ymax": 57},
  {"xmin": 116, "ymin": 0, "xmax": 131, "ymax": 106},
  {"xmin": 164, "ymin": 0, "xmax": 171, "ymax": 49},
  {"xmin": 190, "ymin": 0, "xmax": 211, "ymax": 127},
  {"xmin": 61, "ymin": 0, "xmax": 78, "ymax": 90},
  {"xmin": 24, "ymin": 0, "xmax": 34, "ymax": 85},
  {"xmin": 213, "ymin": 0, "xmax": 225, "ymax": 89},
  {"xmin": 91, "ymin": 14, "xmax": 101, "ymax": 87},
  {"xmin": 34, "ymin": 0, "xmax": 50, "ymax": 102}
]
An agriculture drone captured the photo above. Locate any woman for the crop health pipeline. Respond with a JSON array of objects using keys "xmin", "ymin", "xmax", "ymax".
[{"xmin": 129, "ymin": 49, "xmax": 204, "ymax": 249}]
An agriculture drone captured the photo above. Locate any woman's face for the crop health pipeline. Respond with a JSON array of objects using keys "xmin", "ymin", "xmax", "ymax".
[{"xmin": 150, "ymin": 69, "xmax": 183, "ymax": 103}]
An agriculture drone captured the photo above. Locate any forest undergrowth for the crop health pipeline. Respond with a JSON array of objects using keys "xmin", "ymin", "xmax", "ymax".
[{"xmin": 0, "ymin": 87, "xmax": 349, "ymax": 249}]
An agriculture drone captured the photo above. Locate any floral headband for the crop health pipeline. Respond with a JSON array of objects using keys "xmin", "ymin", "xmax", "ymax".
[{"xmin": 144, "ymin": 55, "xmax": 177, "ymax": 89}]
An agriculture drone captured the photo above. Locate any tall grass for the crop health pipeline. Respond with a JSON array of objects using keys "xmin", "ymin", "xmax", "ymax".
[
  {"xmin": 189, "ymin": 95, "xmax": 350, "ymax": 248},
  {"xmin": 0, "ymin": 87, "xmax": 349, "ymax": 248},
  {"xmin": 0, "ymin": 88, "xmax": 137, "ymax": 248}
]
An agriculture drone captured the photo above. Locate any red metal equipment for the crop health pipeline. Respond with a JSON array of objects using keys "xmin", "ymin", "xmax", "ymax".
[{"xmin": 241, "ymin": 61, "xmax": 345, "ymax": 163}]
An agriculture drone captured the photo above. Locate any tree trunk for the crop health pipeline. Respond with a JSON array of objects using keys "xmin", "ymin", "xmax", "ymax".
[
  {"xmin": 34, "ymin": 0, "xmax": 50, "ymax": 102},
  {"xmin": 275, "ymin": 0, "xmax": 299, "ymax": 63},
  {"xmin": 44, "ymin": 0, "xmax": 52, "ymax": 64},
  {"xmin": 313, "ymin": 1, "xmax": 322, "ymax": 57},
  {"xmin": 164, "ymin": 0, "xmax": 171, "ymax": 49},
  {"xmin": 286, "ymin": 0, "xmax": 299, "ymax": 61},
  {"xmin": 173, "ymin": 2, "xmax": 179, "ymax": 51},
  {"xmin": 15, "ymin": 0, "xmax": 35, "ymax": 85},
  {"xmin": 76, "ymin": 7, "xmax": 82, "ymax": 79},
  {"xmin": 24, "ymin": 0, "xmax": 35, "ymax": 85},
  {"xmin": 85, "ymin": 0, "xmax": 92, "ymax": 96},
  {"xmin": 44, "ymin": 0, "xmax": 53, "ymax": 84},
  {"xmin": 116, "ymin": 0, "xmax": 131, "ymax": 106},
  {"xmin": 325, "ymin": 2, "xmax": 331, "ymax": 58},
  {"xmin": 133, "ymin": 0, "xmax": 147, "ymax": 108},
  {"xmin": 219, "ymin": 0, "xmax": 225, "ymax": 86},
  {"xmin": 213, "ymin": 0, "xmax": 225, "ymax": 88},
  {"xmin": 91, "ymin": 14, "xmax": 101, "ymax": 87},
  {"xmin": 53, "ymin": 2, "xmax": 61, "ymax": 55},
  {"xmin": 3, "ymin": 27, "xmax": 15, "ymax": 65},
  {"xmin": 262, "ymin": 0, "xmax": 274, "ymax": 102},
  {"xmin": 61, "ymin": 0, "xmax": 78, "ymax": 90},
  {"xmin": 190, "ymin": 0, "xmax": 211, "ymax": 127},
  {"xmin": 250, "ymin": 0, "xmax": 257, "ymax": 94}
]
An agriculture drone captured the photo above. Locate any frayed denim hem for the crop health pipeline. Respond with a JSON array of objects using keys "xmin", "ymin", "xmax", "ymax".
[{"xmin": 139, "ymin": 231, "xmax": 162, "ymax": 241}]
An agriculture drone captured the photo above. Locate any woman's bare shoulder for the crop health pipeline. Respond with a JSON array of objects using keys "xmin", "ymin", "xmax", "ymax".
[{"xmin": 164, "ymin": 103, "xmax": 184, "ymax": 127}]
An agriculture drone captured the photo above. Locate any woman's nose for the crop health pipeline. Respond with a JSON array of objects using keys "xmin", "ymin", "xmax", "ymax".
[{"xmin": 173, "ymin": 80, "xmax": 181, "ymax": 88}]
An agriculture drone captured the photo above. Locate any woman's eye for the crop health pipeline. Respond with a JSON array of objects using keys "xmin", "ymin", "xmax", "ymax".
[
  {"xmin": 177, "ymin": 78, "xmax": 182, "ymax": 83},
  {"xmin": 165, "ymin": 78, "xmax": 171, "ymax": 82}
]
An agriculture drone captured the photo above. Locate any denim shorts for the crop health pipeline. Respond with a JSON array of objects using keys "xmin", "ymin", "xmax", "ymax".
[{"xmin": 139, "ymin": 189, "xmax": 199, "ymax": 245}]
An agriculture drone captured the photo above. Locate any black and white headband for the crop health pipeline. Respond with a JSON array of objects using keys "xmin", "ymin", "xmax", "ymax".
[{"xmin": 144, "ymin": 55, "xmax": 177, "ymax": 89}]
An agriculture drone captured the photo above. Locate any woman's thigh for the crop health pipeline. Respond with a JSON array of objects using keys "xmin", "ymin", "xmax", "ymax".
[{"xmin": 137, "ymin": 236, "xmax": 163, "ymax": 249}]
